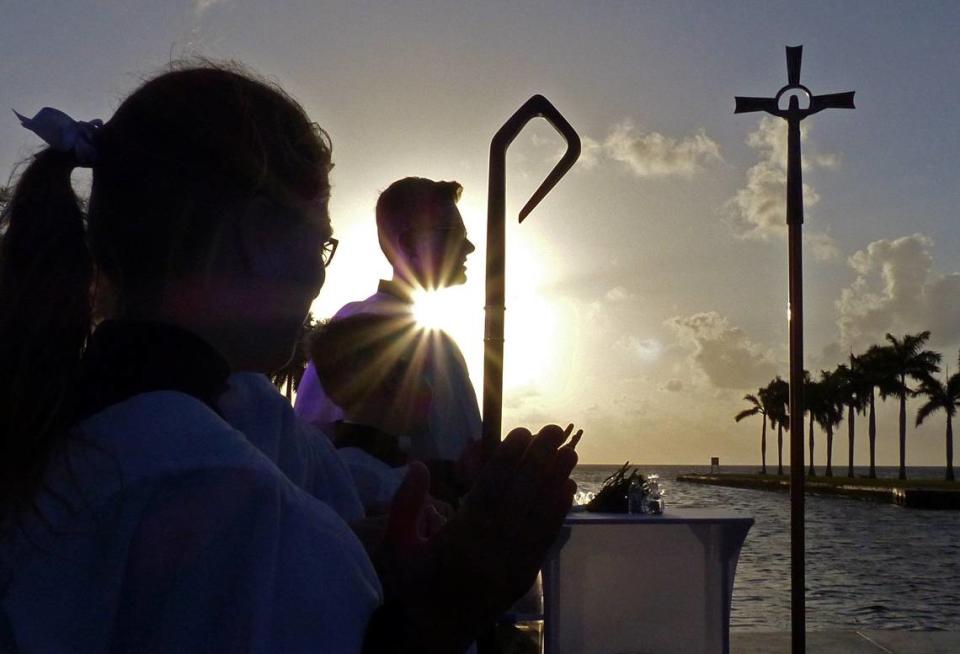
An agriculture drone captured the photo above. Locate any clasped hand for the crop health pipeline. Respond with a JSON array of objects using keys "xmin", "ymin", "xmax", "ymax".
[{"xmin": 380, "ymin": 423, "xmax": 580, "ymax": 650}]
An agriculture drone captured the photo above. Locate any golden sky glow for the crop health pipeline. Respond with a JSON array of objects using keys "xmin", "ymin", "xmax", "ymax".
[{"xmin": 5, "ymin": 2, "xmax": 960, "ymax": 466}]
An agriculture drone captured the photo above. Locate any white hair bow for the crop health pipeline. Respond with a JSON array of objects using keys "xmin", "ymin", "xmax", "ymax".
[{"xmin": 14, "ymin": 107, "xmax": 103, "ymax": 167}]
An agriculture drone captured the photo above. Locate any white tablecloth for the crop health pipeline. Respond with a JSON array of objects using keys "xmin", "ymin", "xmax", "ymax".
[{"xmin": 542, "ymin": 509, "xmax": 753, "ymax": 654}]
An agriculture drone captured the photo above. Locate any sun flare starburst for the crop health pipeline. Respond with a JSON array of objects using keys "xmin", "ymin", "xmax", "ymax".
[
  {"xmin": 410, "ymin": 231, "xmax": 570, "ymax": 396},
  {"xmin": 412, "ymin": 289, "xmax": 453, "ymax": 332}
]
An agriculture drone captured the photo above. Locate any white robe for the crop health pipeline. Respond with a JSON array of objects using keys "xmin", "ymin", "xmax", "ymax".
[
  {"xmin": 217, "ymin": 372, "xmax": 365, "ymax": 523},
  {"xmin": 0, "ymin": 389, "xmax": 381, "ymax": 653}
]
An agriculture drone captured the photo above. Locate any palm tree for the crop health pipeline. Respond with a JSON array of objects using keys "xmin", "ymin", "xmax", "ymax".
[
  {"xmin": 859, "ymin": 345, "xmax": 897, "ymax": 478},
  {"xmin": 270, "ymin": 358, "xmax": 306, "ymax": 401},
  {"xmin": 735, "ymin": 390, "xmax": 770, "ymax": 474},
  {"xmin": 915, "ymin": 363, "xmax": 960, "ymax": 482},
  {"xmin": 765, "ymin": 376, "xmax": 790, "ymax": 476},
  {"xmin": 813, "ymin": 369, "xmax": 845, "ymax": 477},
  {"xmin": 915, "ymin": 374, "xmax": 958, "ymax": 482},
  {"xmin": 834, "ymin": 354, "xmax": 869, "ymax": 478},
  {"xmin": 881, "ymin": 332, "xmax": 941, "ymax": 479},
  {"xmin": 803, "ymin": 371, "xmax": 821, "ymax": 476},
  {"xmin": 269, "ymin": 315, "xmax": 321, "ymax": 401}
]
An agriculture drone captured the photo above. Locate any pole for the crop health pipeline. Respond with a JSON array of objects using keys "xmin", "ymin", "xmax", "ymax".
[
  {"xmin": 735, "ymin": 45, "xmax": 854, "ymax": 654},
  {"xmin": 483, "ymin": 147, "xmax": 507, "ymax": 459},
  {"xmin": 479, "ymin": 95, "xmax": 580, "ymax": 654},
  {"xmin": 786, "ymin": 104, "xmax": 806, "ymax": 652},
  {"xmin": 481, "ymin": 95, "xmax": 580, "ymax": 457}
]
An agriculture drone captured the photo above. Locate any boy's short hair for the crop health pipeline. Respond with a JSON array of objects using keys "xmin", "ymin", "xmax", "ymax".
[{"xmin": 375, "ymin": 177, "xmax": 462, "ymax": 252}]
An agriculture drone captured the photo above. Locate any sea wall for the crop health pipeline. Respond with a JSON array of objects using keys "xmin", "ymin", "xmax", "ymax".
[{"xmin": 675, "ymin": 473, "xmax": 960, "ymax": 509}]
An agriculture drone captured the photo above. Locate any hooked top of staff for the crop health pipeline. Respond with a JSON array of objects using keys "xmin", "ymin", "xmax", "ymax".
[
  {"xmin": 488, "ymin": 94, "xmax": 581, "ymax": 223},
  {"xmin": 734, "ymin": 45, "xmax": 855, "ymax": 120}
]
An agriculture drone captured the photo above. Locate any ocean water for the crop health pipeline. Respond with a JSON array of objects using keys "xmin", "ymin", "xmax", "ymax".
[{"xmin": 571, "ymin": 464, "xmax": 960, "ymax": 632}]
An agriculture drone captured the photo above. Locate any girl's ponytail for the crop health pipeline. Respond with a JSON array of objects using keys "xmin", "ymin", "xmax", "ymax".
[{"xmin": 0, "ymin": 148, "xmax": 92, "ymax": 517}]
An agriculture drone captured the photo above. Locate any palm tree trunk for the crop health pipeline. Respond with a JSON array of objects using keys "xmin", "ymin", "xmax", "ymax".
[
  {"xmin": 808, "ymin": 411, "xmax": 816, "ymax": 476},
  {"xmin": 826, "ymin": 426, "xmax": 834, "ymax": 476},
  {"xmin": 898, "ymin": 381, "xmax": 907, "ymax": 480},
  {"xmin": 869, "ymin": 390, "xmax": 877, "ymax": 479},
  {"xmin": 777, "ymin": 424, "xmax": 784, "ymax": 476},
  {"xmin": 761, "ymin": 416, "xmax": 767, "ymax": 474},
  {"xmin": 847, "ymin": 404, "xmax": 855, "ymax": 478},
  {"xmin": 947, "ymin": 413, "xmax": 955, "ymax": 482}
]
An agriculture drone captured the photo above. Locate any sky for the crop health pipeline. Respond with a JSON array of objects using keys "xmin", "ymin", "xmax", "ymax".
[{"xmin": 3, "ymin": 1, "xmax": 960, "ymax": 465}]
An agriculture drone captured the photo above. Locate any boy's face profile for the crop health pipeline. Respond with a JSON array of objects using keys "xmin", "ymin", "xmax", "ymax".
[{"xmin": 403, "ymin": 201, "xmax": 475, "ymax": 289}]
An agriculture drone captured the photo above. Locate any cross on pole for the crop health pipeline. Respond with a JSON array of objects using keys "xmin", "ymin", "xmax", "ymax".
[{"xmin": 735, "ymin": 45, "xmax": 854, "ymax": 654}]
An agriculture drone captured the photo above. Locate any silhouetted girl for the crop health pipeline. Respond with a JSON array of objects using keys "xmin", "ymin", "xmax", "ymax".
[{"xmin": 0, "ymin": 64, "xmax": 578, "ymax": 653}]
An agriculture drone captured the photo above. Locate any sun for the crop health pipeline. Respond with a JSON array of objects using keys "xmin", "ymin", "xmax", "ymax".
[
  {"xmin": 411, "ymin": 233, "xmax": 568, "ymax": 395},
  {"xmin": 411, "ymin": 289, "xmax": 454, "ymax": 332}
]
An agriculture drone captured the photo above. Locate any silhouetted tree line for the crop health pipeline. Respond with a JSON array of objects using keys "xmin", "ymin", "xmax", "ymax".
[
  {"xmin": 269, "ymin": 316, "xmax": 324, "ymax": 401},
  {"xmin": 736, "ymin": 331, "xmax": 957, "ymax": 482}
]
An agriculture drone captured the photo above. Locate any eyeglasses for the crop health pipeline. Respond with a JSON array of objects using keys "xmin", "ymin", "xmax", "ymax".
[{"xmin": 321, "ymin": 237, "xmax": 339, "ymax": 268}]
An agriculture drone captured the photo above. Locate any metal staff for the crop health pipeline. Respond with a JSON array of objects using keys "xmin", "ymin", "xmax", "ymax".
[
  {"xmin": 735, "ymin": 45, "xmax": 854, "ymax": 654},
  {"xmin": 482, "ymin": 95, "xmax": 581, "ymax": 454}
]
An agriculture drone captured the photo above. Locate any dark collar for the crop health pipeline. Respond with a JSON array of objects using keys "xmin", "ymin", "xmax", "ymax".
[
  {"xmin": 334, "ymin": 421, "xmax": 407, "ymax": 467},
  {"xmin": 77, "ymin": 320, "xmax": 231, "ymax": 420},
  {"xmin": 377, "ymin": 279, "xmax": 415, "ymax": 304}
]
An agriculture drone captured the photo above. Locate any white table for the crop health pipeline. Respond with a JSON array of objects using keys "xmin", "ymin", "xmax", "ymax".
[{"xmin": 541, "ymin": 509, "xmax": 753, "ymax": 654}]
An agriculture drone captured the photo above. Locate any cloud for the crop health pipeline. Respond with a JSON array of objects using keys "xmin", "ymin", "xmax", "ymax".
[
  {"xmin": 621, "ymin": 336, "xmax": 662, "ymax": 362},
  {"xmin": 664, "ymin": 379, "xmax": 684, "ymax": 392},
  {"xmin": 805, "ymin": 231, "xmax": 841, "ymax": 261},
  {"xmin": 565, "ymin": 123, "xmax": 721, "ymax": 177},
  {"xmin": 809, "ymin": 340, "xmax": 846, "ymax": 372},
  {"xmin": 604, "ymin": 121, "xmax": 722, "ymax": 178},
  {"xmin": 837, "ymin": 234, "xmax": 960, "ymax": 349},
  {"xmin": 576, "ymin": 136, "xmax": 603, "ymax": 170},
  {"xmin": 666, "ymin": 311, "xmax": 778, "ymax": 389},
  {"xmin": 605, "ymin": 285, "xmax": 632, "ymax": 302},
  {"xmin": 194, "ymin": 0, "xmax": 228, "ymax": 18},
  {"xmin": 726, "ymin": 117, "xmax": 839, "ymax": 260},
  {"xmin": 503, "ymin": 386, "xmax": 541, "ymax": 408}
]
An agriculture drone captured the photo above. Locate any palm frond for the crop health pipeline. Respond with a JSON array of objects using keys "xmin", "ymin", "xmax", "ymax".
[
  {"xmin": 947, "ymin": 373, "xmax": 960, "ymax": 403},
  {"xmin": 912, "ymin": 350, "xmax": 942, "ymax": 375},
  {"xmin": 916, "ymin": 398, "xmax": 940, "ymax": 427}
]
